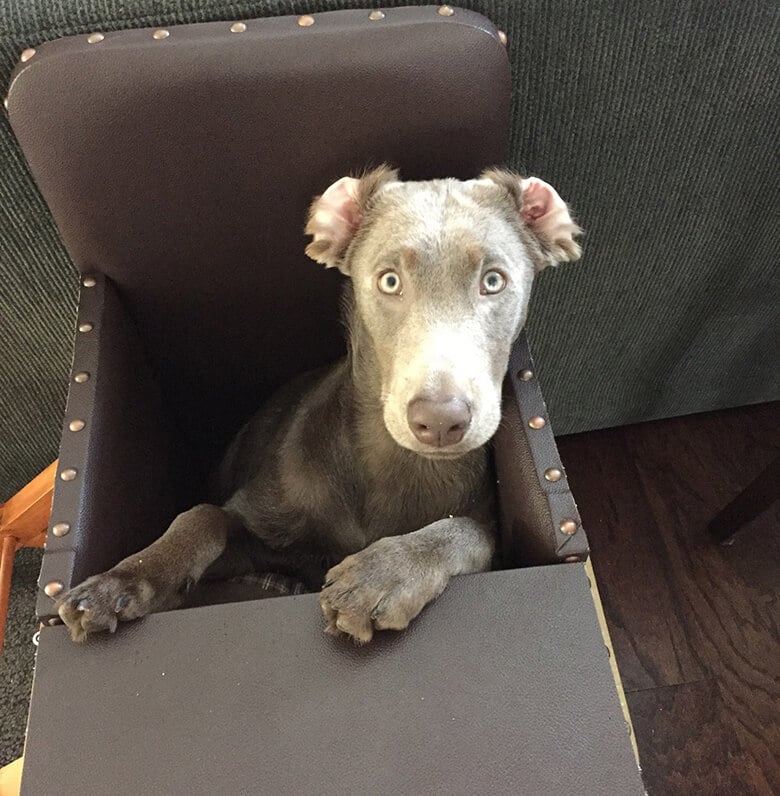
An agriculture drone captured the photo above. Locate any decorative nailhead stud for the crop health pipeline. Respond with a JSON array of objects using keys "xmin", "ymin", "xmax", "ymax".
[
  {"xmin": 69, "ymin": 419, "xmax": 85, "ymax": 432},
  {"xmin": 73, "ymin": 372, "xmax": 90, "ymax": 383},
  {"xmin": 230, "ymin": 22, "xmax": 247, "ymax": 33},
  {"xmin": 44, "ymin": 581, "xmax": 63, "ymax": 597},
  {"xmin": 560, "ymin": 519, "xmax": 578, "ymax": 535},
  {"xmin": 298, "ymin": 15, "xmax": 315, "ymax": 27},
  {"xmin": 87, "ymin": 33, "xmax": 104, "ymax": 44},
  {"xmin": 544, "ymin": 467, "xmax": 562, "ymax": 482},
  {"xmin": 564, "ymin": 555, "xmax": 581, "ymax": 563},
  {"xmin": 498, "ymin": 30, "xmax": 508, "ymax": 45},
  {"xmin": 519, "ymin": 369, "xmax": 534, "ymax": 381},
  {"xmin": 3, "ymin": 98, "xmax": 8, "ymax": 110},
  {"xmin": 60, "ymin": 468, "xmax": 77, "ymax": 481},
  {"xmin": 438, "ymin": 5, "xmax": 455, "ymax": 16},
  {"xmin": 369, "ymin": 10, "xmax": 385, "ymax": 20},
  {"xmin": 528, "ymin": 416, "xmax": 546, "ymax": 429},
  {"xmin": 152, "ymin": 29, "xmax": 170, "ymax": 40},
  {"xmin": 20, "ymin": 48, "xmax": 36, "ymax": 62},
  {"xmin": 78, "ymin": 322, "xmax": 93, "ymax": 332},
  {"xmin": 82, "ymin": 276, "xmax": 96, "ymax": 287},
  {"xmin": 52, "ymin": 522, "xmax": 70, "ymax": 537}
]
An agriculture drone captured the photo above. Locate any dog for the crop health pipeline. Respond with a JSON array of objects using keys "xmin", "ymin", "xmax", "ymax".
[{"xmin": 56, "ymin": 167, "xmax": 581, "ymax": 643}]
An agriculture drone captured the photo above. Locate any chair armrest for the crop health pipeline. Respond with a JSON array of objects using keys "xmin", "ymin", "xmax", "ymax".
[
  {"xmin": 494, "ymin": 332, "xmax": 589, "ymax": 566},
  {"xmin": 37, "ymin": 273, "xmax": 189, "ymax": 620},
  {"xmin": 23, "ymin": 565, "xmax": 644, "ymax": 795}
]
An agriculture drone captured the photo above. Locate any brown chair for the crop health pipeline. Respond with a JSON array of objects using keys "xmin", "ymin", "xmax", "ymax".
[{"xmin": 8, "ymin": 8, "xmax": 643, "ymax": 794}]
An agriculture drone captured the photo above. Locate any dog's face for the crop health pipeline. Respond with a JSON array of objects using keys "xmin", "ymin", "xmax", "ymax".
[{"xmin": 305, "ymin": 167, "xmax": 581, "ymax": 458}]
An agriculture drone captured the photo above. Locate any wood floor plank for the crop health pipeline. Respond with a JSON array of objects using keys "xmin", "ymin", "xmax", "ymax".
[
  {"xmin": 628, "ymin": 680, "xmax": 774, "ymax": 796},
  {"xmin": 627, "ymin": 413, "xmax": 779, "ymax": 792},
  {"xmin": 558, "ymin": 401, "xmax": 780, "ymax": 794},
  {"xmin": 557, "ymin": 428, "xmax": 706, "ymax": 691}
]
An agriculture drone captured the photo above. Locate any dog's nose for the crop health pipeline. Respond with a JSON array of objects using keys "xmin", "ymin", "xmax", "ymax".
[{"xmin": 407, "ymin": 395, "xmax": 471, "ymax": 447}]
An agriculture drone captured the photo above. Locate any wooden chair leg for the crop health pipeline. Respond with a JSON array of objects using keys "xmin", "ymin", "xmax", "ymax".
[
  {"xmin": 707, "ymin": 455, "xmax": 780, "ymax": 544},
  {"xmin": 0, "ymin": 460, "xmax": 58, "ymax": 654},
  {"xmin": 0, "ymin": 755, "xmax": 24, "ymax": 796}
]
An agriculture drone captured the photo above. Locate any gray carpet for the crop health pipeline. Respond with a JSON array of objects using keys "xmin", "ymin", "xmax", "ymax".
[{"xmin": 0, "ymin": 548, "xmax": 42, "ymax": 767}]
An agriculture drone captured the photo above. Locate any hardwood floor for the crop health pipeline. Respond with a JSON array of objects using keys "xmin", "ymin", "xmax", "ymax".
[{"xmin": 558, "ymin": 402, "xmax": 780, "ymax": 796}]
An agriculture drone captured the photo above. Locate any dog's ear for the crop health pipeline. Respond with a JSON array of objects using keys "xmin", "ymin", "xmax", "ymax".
[
  {"xmin": 305, "ymin": 165, "xmax": 399, "ymax": 274},
  {"xmin": 481, "ymin": 170, "xmax": 582, "ymax": 270}
]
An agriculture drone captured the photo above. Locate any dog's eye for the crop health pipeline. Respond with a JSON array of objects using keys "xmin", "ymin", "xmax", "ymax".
[
  {"xmin": 378, "ymin": 271, "xmax": 402, "ymax": 295},
  {"xmin": 480, "ymin": 269, "xmax": 507, "ymax": 295}
]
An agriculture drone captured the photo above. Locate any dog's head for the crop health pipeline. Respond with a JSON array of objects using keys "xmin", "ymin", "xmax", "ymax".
[{"xmin": 305, "ymin": 167, "xmax": 581, "ymax": 459}]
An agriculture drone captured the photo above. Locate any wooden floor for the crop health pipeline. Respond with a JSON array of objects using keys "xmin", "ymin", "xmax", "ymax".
[{"xmin": 558, "ymin": 402, "xmax": 779, "ymax": 796}]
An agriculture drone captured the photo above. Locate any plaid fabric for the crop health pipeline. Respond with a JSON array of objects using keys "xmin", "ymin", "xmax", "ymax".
[{"xmin": 228, "ymin": 573, "xmax": 309, "ymax": 597}]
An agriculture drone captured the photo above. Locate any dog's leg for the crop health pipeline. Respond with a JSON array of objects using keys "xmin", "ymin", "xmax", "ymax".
[
  {"xmin": 57, "ymin": 504, "xmax": 234, "ymax": 641},
  {"xmin": 319, "ymin": 517, "xmax": 496, "ymax": 643}
]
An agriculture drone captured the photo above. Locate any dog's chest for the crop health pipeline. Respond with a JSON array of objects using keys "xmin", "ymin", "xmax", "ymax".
[{"xmin": 359, "ymin": 452, "xmax": 488, "ymax": 541}]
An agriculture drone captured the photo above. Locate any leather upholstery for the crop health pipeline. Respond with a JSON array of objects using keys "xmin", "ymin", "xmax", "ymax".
[
  {"xmin": 8, "ymin": 7, "xmax": 510, "ymax": 473},
  {"xmin": 494, "ymin": 334, "xmax": 589, "ymax": 566},
  {"xmin": 23, "ymin": 565, "xmax": 643, "ymax": 795},
  {"xmin": 35, "ymin": 275, "xmax": 192, "ymax": 618}
]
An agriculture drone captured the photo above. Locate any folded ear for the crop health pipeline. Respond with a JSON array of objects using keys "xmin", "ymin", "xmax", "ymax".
[
  {"xmin": 305, "ymin": 165, "xmax": 398, "ymax": 274},
  {"xmin": 481, "ymin": 170, "xmax": 582, "ymax": 270},
  {"xmin": 520, "ymin": 177, "xmax": 582, "ymax": 267}
]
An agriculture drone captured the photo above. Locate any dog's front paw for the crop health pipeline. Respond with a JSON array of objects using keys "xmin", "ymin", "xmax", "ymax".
[
  {"xmin": 56, "ymin": 570, "xmax": 155, "ymax": 642},
  {"xmin": 319, "ymin": 537, "xmax": 449, "ymax": 644}
]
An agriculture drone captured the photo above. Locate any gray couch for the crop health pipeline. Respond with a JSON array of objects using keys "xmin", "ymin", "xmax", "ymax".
[{"xmin": 1, "ymin": 0, "xmax": 778, "ymax": 499}]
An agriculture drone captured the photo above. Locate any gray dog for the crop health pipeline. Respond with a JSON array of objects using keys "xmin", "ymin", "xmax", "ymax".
[{"xmin": 57, "ymin": 167, "xmax": 581, "ymax": 643}]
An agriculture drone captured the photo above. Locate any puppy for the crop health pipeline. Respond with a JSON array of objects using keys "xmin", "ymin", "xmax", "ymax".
[{"xmin": 57, "ymin": 168, "xmax": 581, "ymax": 643}]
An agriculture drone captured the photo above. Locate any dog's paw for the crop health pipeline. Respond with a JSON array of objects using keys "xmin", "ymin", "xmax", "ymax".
[
  {"xmin": 56, "ymin": 570, "xmax": 155, "ymax": 642},
  {"xmin": 319, "ymin": 537, "xmax": 448, "ymax": 644}
]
